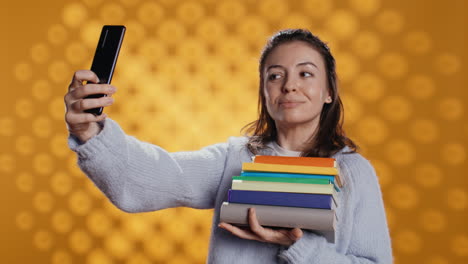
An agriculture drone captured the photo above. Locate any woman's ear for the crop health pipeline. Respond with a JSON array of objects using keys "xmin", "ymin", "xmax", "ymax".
[{"xmin": 325, "ymin": 96, "xmax": 332, "ymax": 103}]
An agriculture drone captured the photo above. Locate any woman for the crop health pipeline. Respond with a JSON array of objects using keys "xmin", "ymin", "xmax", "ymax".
[{"xmin": 65, "ymin": 29, "xmax": 392, "ymax": 263}]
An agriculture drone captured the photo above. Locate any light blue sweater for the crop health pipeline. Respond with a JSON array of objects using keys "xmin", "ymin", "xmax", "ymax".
[{"xmin": 68, "ymin": 119, "xmax": 393, "ymax": 263}]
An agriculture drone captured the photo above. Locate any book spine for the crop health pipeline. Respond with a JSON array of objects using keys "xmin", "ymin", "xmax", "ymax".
[
  {"xmin": 232, "ymin": 180, "xmax": 335, "ymax": 195},
  {"xmin": 220, "ymin": 202, "xmax": 336, "ymax": 243},
  {"xmin": 254, "ymin": 155, "xmax": 336, "ymax": 167},
  {"xmin": 232, "ymin": 176, "xmax": 330, "ymax": 184},
  {"xmin": 228, "ymin": 190, "xmax": 334, "ymax": 209},
  {"xmin": 242, "ymin": 162, "xmax": 339, "ymax": 176},
  {"xmin": 240, "ymin": 172, "xmax": 340, "ymax": 192}
]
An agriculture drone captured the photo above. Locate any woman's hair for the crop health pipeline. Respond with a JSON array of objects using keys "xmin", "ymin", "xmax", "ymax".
[{"xmin": 243, "ymin": 28, "xmax": 358, "ymax": 157}]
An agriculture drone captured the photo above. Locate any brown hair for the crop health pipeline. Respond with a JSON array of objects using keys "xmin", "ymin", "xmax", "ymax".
[{"xmin": 243, "ymin": 29, "xmax": 358, "ymax": 157}]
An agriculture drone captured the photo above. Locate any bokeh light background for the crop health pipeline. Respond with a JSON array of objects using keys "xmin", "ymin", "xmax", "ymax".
[{"xmin": 1, "ymin": 0, "xmax": 467, "ymax": 263}]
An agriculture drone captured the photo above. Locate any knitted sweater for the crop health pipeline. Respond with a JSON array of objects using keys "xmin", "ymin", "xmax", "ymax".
[{"xmin": 68, "ymin": 119, "xmax": 393, "ymax": 264}]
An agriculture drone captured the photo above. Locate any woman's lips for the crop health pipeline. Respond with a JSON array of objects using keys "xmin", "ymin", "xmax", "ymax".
[{"xmin": 279, "ymin": 101, "xmax": 303, "ymax": 108}]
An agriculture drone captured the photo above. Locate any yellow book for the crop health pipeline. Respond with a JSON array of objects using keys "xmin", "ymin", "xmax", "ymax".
[{"xmin": 242, "ymin": 162, "xmax": 343, "ymax": 187}]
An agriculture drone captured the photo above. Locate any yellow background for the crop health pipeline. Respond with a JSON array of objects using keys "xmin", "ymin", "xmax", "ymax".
[{"xmin": 1, "ymin": 0, "xmax": 467, "ymax": 263}]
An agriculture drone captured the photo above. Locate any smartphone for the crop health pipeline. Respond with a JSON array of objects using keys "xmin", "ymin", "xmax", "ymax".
[{"xmin": 84, "ymin": 25, "xmax": 126, "ymax": 115}]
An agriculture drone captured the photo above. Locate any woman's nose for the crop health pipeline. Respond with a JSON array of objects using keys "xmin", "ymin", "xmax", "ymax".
[{"xmin": 282, "ymin": 76, "xmax": 298, "ymax": 93}]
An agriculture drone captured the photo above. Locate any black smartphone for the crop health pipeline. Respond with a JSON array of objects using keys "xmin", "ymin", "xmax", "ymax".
[{"xmin": 84, "ymin": 25, "xmax": 126, "ymax": 115}]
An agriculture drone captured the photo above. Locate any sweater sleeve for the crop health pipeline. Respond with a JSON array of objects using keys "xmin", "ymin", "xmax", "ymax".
[
  {"xmin": 68, "ymin": 118, "xmax": 229, "ymax": 213},
  {"xmin": 278, "ymin": 154, "xmax": 393, "ymax": 264}
]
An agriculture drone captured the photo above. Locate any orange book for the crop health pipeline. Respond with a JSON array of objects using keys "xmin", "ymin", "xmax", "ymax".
[{"xmin": 254, "ymin": 155, "xmax": 336, "ymax": 168}]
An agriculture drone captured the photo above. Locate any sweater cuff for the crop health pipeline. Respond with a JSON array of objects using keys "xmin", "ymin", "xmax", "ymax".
[
  {"xmin": 67, "ymin": 118, "xmax": 121, "ymax": 159},
  {"xmin": 278, "ymin": 231, "xmax": 326, "ymax": 263}
]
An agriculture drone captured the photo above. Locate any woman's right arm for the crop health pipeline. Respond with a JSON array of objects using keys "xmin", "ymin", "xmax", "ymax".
[{"xmin": 65, "ymin": 71, "xmax": 229, "ymax": 213}]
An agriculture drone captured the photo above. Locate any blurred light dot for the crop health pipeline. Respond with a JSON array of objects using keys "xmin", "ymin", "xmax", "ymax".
[
  {"xmin": 105, "ymin": 231, "xmax": 134, "ymax": 260},
  {"xmin": 406, "ymin": 75, "xmax": 436, "ymax": 100},
  {"xmin": 389, "ymin": 183, "xmax": 419, "ymax": 209},
  {"xmin": 375, "ymin": 9, "xmax": 404, "ymax": 34},
  {"xmin": 69, "ymin": 229, "xmax": 93, "ymax": 254},
  {"xmin": 16, "ymin": 134, "xmax": 36, "ymax": 155},
  {"xmin": 80, "ymin": 20, "xmax": 103, "ymax": 48},
  {"xmin": 137, "ymin": 2, "xmax": 164, "ymax": 26},
  {"xmin": 351, "ymin": 31, "xmax": 381, "ymax": 59},
  {"xmin": 69, "ymin": 189, "xmax": 93, "ymax": 216},
  {"xmin": 302, "ymin": 0, "xmax": 333, "ymax": 19},
  {"xmin": 216, "ymin": 0, "xmax": 246, "ymax": 24},
  {"xmin": 236, "ymin": 16, "xmax": 268, "ymax": 47},
  {"xmin": 119, "ymin": 0, "xmax": 139, "ymax": 6},
  {"xmin": 32, "ymin": 79, "xmax": 52, "ymax": 101},
  {"xmin": 394, "ymin": 229, "xmax": 422, "ymax": 254},
  {"xmin": 48, "ymin": 60, "xmax": 71, "ymax": 83},
  {"xmin": 446, "ymin": 188, "xmax": 467, "ymax": 211},
  {"xmin": 434, "ymin": 53, "xmax": 461, "ymax": 75},
  {"xmin": 31, "ymin": 43, "xmax": 50, "ymax": 64},
  {"xmin": 120, "ymin": 21, "xmax": 146, "ymax": 48},
  {"xmin": 15, "ymin": 98, "xmax": 34, "ymax": 118},
  {"xmin": 414, "ymin": 163, "xmax": 442, "ymax": 188},
  {"xmin": 352, "ymin": 72, "xmax": 385, "ymax": 101},
  {"xmin": 34, "ymin": 230, "xmax": 54, "ymax": 251},
  {"xmin": 65, "ymin": 43, "xmax": 89, "ymax": 65},
  {"xmin": 380, "ymin": 96, "xmax": 412, "ymax": 122},
  {"xmin": 62, "ymin": 3, "xmax": 88, "ymax": 28},
  {"xmin": 378, "ymin": 53, "xmax": 408, "ymax": 79},
  {"xmin": 441, "ymin": 143, "xmax": 465, "ymax": 165},
  {"xmin": 13, "ymin": 62, "xmax": 32, "ymax": 82},
  {"xmin": 156, "ymin": 19, "xmax": 187, "ymax": 44},
  {"xmin": 0, "ymin": 154, "xmax": 15, "ymax": 173},
  {"xmin": 420, "ymin": 209, "xmax": 446, "ymax": 232},
  {"xmin": 386, "ymin": 140, "xmax": 415, "ymax": 165},
  {"xmin": 342, "ymin": 94, "xmax": 362, "ymax": 124},
  {"xmin": 425, "ymin": 255, "xmax": 449, "ymax": 264},
  {"xmin": 335, "ymin": 52, "xmax": 360, "ymax": 83},
  {"xmin": 87, "ymin": 210, "xmax": 114, "ymax": 237},
  {"xmin": 138, "ymin": 38, "xmax": 167, "ymax": 61},
  {"xmin": 50, "ymin": 171, "xmax": 73, "ymax": 196},
  {"xmin": 213, "ymin": 37, "xmax": 248, "ymax": 63},
  {"xmin": 86, "ymin": 248, "xmax": 113, "ymax": 264},
  {"xmin": 325, "ymin": 10, "xmax": 359, "ymax": 40},
  {"xmin": 48, "ymin": 24, "xmax": 68, "ymax": 45},
  {"xmin": 410, "ymin": 119, "xmax": 439, "ymax": 143},
  {"xmin": 127, "ymin": 253, "xmax": 152, "ymax": 264},
  {"xmin": 51, "ymin": 210, "xmax": 74, "ymax": 234},
  {"xmin": 122, "ymin": 216, "xmax": 151, "ymax": 241},
  {"xmin": 32, "ymin": 116, "xmax": 53, "ymax": 138},
  {"xmin": 48, "ymin": 97, "xmax": 65, "ymax": 121},
  {"xmin": 83, "ymin": 0, "xmax": 104, "ymax": 6},
  {"xmin": 51, "ymin": 250, "xmax": 73, "ymax": 264},
  {"xmin": 33, "ymin": 191, "xmax": 55, "ymax": 213},
  {"xmin": 404, "ymin": 31, "xmax": 432, "ymax": 54},
  {"xmin": 196, "ymin": 18, "xmax": 226, "ymax": 44},
  {"xmin": 279, "ymin": 13, "xmax": 310, "ymax": 30},
  {"xmin": 349, "ymin": 0, "xmax": 381, "ymax": 16},
  {"xmin": 451, "ymin": 234, "xmax": 468, "ymax": 256},
  {"xmin": 177, "ymin": 1, "xmax": 205, "ymax": 24},
  {"xmin": 33, "ymin": 153, "xmax": 55, "ymax": 175},
  {"xmin": 356, "ymin": 116, "xmax": 388, "ymax": 145},
  {"xmin": 50, "ymin": 134, "xmax": 69, "ymax": 158},
  {"xmin": 16, "ymin": 211, "xmax": 34, "ymax": 230},
  {"xmin": 372, "ymin": 159, "xmax": 391, "ymax": 187},
  {"xmin": 0, "ymin": 117, "xmax": 15, "ymax": 136},
  {"xmin": 258, "ymin": 0, "xmax": 288, "ymax": 21},
  {"xmin": 99, "ymin": 3, "xmax": 126, "ymax": 22},
  {"xmin": 16, "ymin": 172, "xmax": 34, "ymax": 192},
  {"xmin": 144, "ymin": 233, "xmax": 174, "ymax": 261},
  {"xmin": 438, "ymin": 97, "xmax": 463, "ymax": 121}
]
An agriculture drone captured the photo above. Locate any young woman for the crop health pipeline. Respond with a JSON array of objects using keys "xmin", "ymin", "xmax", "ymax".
[{"xmin": 65, "ymin": 29, "xmax": 392, "ymax": 263}]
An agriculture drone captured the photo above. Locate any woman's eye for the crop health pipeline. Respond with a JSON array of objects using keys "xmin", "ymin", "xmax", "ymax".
[
  {"xmin": 301, "ymin": 72, "xmax": 313, "ymax": 77},
  {"xmin": 268, "ymin": 73, "xmax": 282, "ymax": 81}
]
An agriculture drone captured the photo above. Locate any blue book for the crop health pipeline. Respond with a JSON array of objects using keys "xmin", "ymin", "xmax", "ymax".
[
  {"xmin": 240, "ymin": 171, "xmax": 340, "ymax": 192},
  {"xmin": 228, "ymin": 190, "xmax": 336, "ymax": 209}
]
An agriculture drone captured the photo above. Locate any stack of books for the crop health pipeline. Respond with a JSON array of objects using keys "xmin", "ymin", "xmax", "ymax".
[{"xmin": 220, "ymin": 155, "xmax": 343, "ymax": 243}]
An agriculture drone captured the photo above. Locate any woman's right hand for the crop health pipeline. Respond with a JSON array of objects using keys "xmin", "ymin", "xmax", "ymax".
[{"xmin": 64, "ymin": 70, "xmax": 117, "ymax": 143}]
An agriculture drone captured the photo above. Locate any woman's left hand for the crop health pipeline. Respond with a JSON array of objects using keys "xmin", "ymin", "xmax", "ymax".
[{"xmin": 218, "ymin": 208, "xmax": 303, "ymax": 246}]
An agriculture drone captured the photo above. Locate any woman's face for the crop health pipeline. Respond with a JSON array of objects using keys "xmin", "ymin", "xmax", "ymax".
[{"xmin": 263, "ymin": 41, "xmax": 331, "ymax": 130}]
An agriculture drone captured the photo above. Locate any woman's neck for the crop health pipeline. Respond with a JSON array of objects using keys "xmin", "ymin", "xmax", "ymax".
[{"xmin": 275, "ymin": 122, "xmax": 317, "ymax": 152}]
